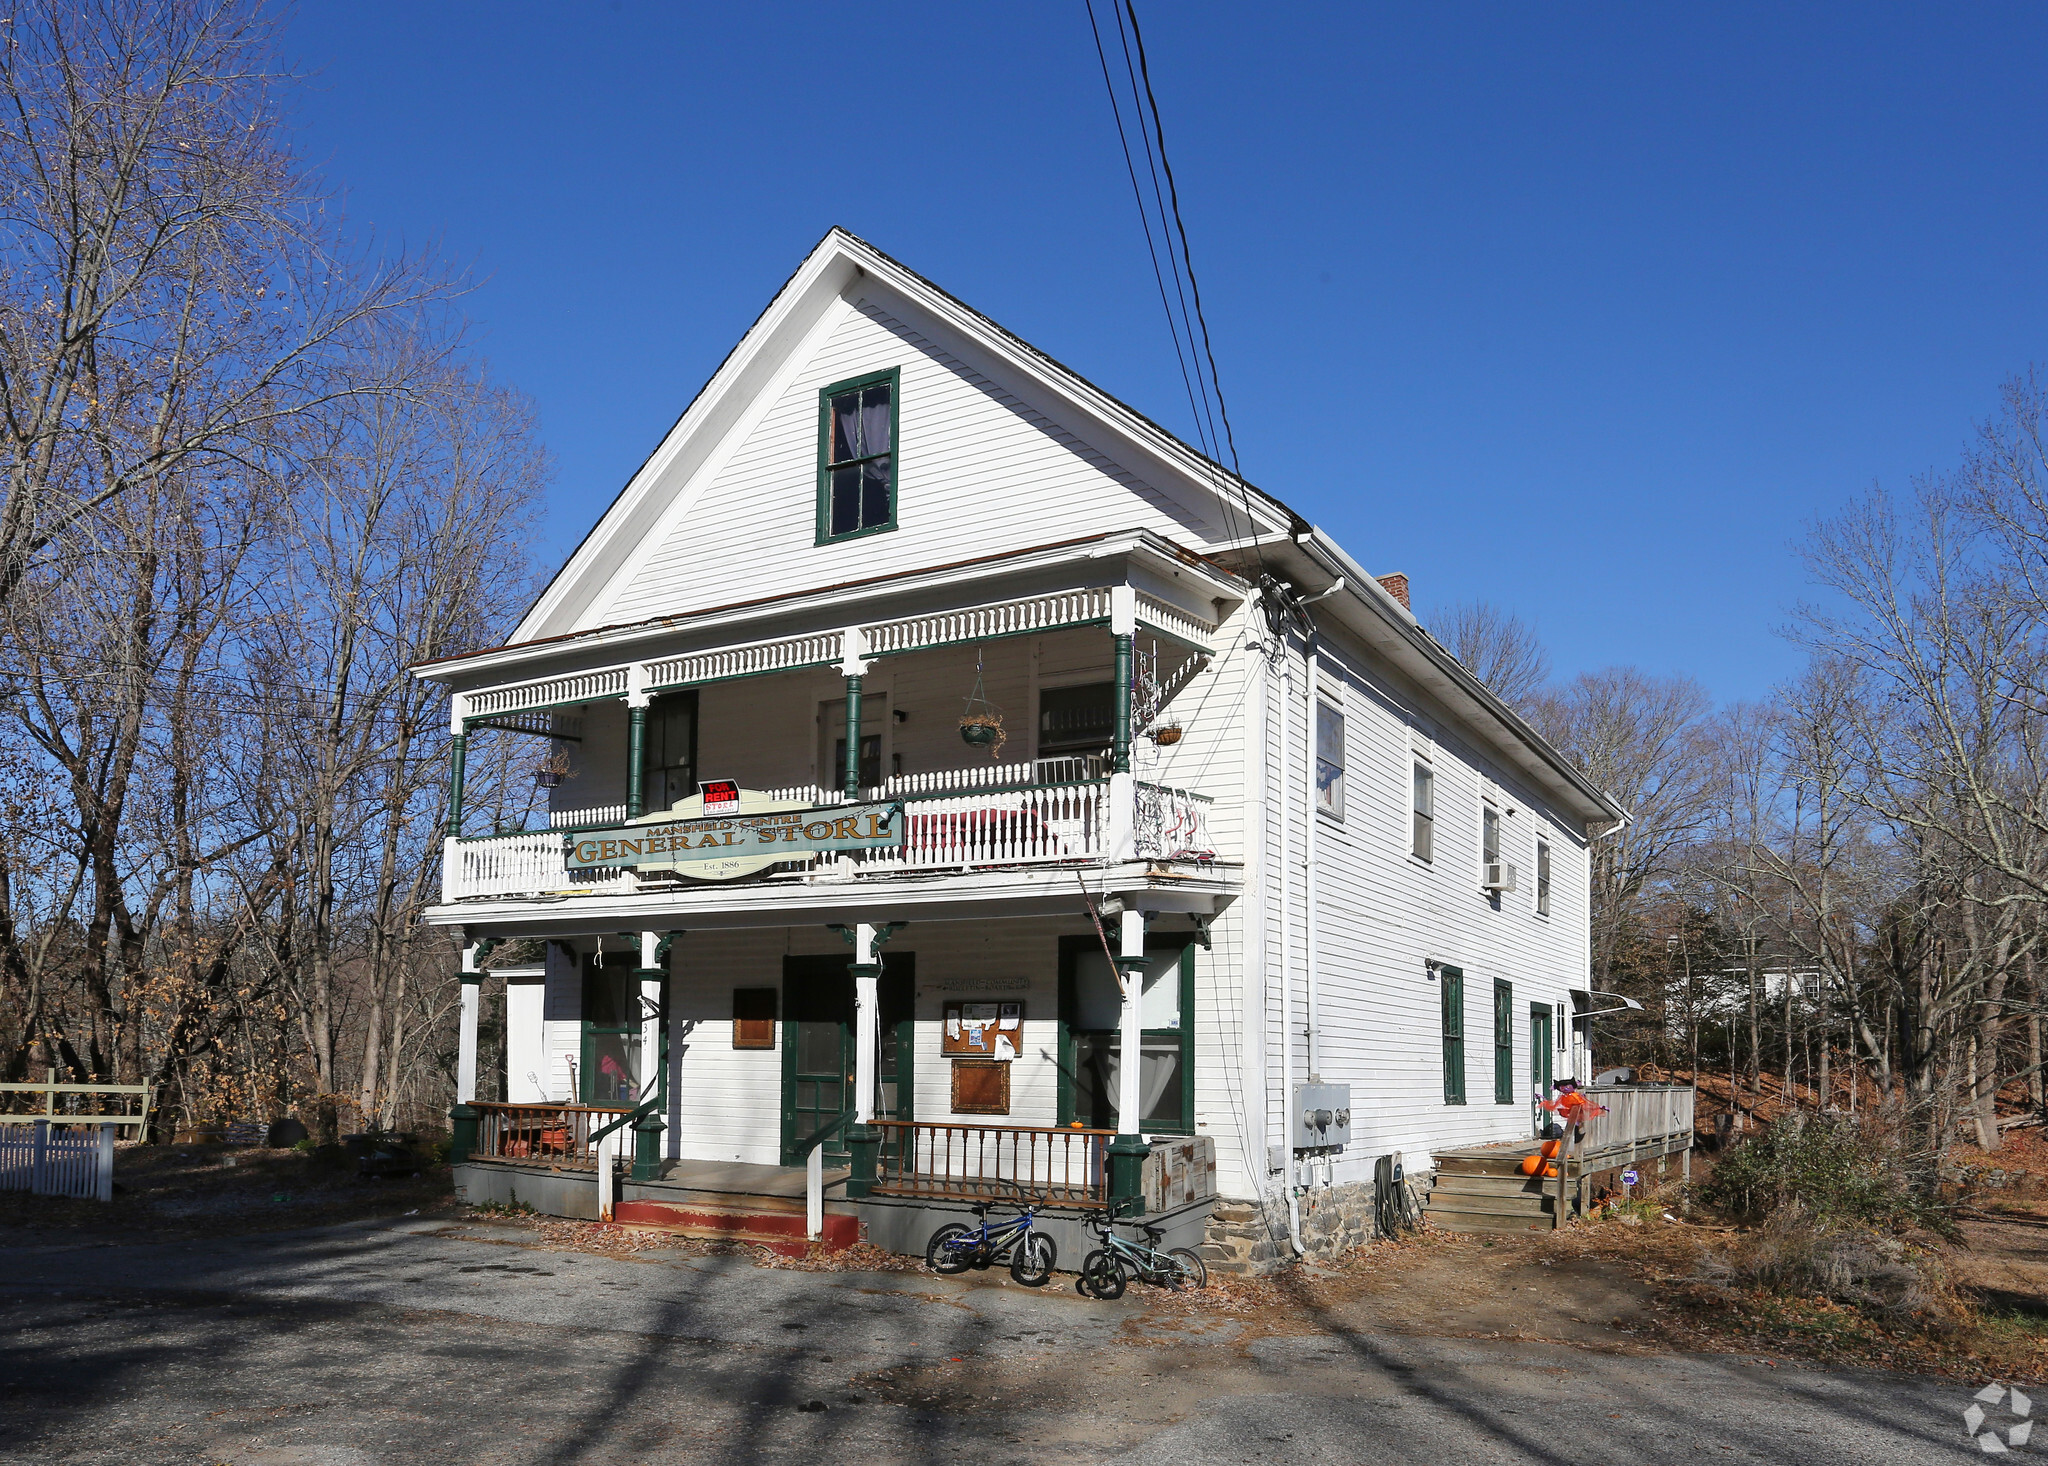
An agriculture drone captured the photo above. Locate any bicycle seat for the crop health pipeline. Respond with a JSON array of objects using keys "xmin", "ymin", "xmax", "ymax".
[{"xmin": 1141, "ymin": 1225, "xmax": 1163, "ymax": 1240}]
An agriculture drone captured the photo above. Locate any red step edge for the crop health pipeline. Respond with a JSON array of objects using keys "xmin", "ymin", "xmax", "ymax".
[{"xmin": 612, "ymin": 1199, "xmax": 861, "ymax": 1253}]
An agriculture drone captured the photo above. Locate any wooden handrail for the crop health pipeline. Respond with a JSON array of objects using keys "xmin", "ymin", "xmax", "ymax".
[{"xmin": 471, "ymin": 1101, "xmax": 634, "ymax": 1170}]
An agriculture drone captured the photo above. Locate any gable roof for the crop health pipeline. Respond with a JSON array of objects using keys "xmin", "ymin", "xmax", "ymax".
[
  {"xmin": 489, "ymin": 227, "xmax": 1625, "ymax": 832},
  {"xmin": 514, "ymin": 227, "xmax": 1294, "ymax": 646}
]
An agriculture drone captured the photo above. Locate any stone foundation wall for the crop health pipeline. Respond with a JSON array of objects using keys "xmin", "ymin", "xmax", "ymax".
[{"xmin": 1201, "ymin": 1179, "xmax": 1381, "ymax": 1274}]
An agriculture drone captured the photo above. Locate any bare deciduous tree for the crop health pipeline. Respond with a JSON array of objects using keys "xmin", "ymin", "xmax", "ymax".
[{"xmin": 1436, "ymin": 601, "xmax": 1552, "ymax": 707}]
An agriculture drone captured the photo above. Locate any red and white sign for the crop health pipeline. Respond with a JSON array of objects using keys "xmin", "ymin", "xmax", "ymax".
[{"xmin": 698, "ymin": 779, "xmax": 741, "ymax": 815}]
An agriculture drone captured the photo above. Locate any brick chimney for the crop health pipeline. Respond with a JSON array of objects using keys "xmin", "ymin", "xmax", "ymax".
[{"xmin": 1376, "ymin": 572, "xmax": 1410, "ymax": 610}]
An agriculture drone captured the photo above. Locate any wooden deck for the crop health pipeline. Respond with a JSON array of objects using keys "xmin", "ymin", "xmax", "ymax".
[{"xmin": 1426, "ymin": 1086, "xmax": 1698, "ymax": 1233}]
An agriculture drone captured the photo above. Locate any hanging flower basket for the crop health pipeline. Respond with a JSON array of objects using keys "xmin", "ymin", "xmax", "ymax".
[
  {"xmin": 959, "ymin": 650, "xmax": 1007, "ymax": 759},
  {"xmin": 1152, "ymin": 725, "xmax": 1184, "ymax": 747}
]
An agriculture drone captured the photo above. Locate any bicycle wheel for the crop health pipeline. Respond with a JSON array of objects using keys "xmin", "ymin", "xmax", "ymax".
[
  {"xmin": 925, "ymin": 1223, "xmax": 977, "ymax": 1274},
  {"xmin": 1165, "ymin": 1246, "xmax": 1208, "ymax": 1290},
  {"xmin": 1081, "ymin": 1248, "xmax": 1127, "ymax": 1300},
  {"xmin": 1009, "ymin": 1232, "xmax": 1056, "ymax": 1287}
]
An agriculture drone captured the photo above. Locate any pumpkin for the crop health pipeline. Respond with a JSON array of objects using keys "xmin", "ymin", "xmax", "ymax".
[
  {"xmin": 1520, "ymin": 1153, "xmax": 1543, "ymax": 1175},
  {"xmin": 1539, "ymin": 1139, "xmax": 1563, "ymax": 1159}
]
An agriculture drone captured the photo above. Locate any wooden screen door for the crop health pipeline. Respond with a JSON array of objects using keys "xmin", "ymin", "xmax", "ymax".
[
  {"xmin": 779, "ymin": 953, "xmax": 913, "ymax": 1166},
  {"xmin": 1529, "ymin": 1004, "xmax": 1554, "ymax": 1136}
]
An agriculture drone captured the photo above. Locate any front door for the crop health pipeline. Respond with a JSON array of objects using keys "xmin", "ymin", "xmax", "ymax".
[
  {"xmin": 1529, "ymin": 1003, "xmax": 1554, "ymax": 1135},
  {"xmin": 779, "ymin": 953, "xmax": 913, "ymax": 1165}
]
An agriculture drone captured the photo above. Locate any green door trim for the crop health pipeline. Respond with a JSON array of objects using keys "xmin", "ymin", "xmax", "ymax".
[
  {"xmin": 1529, "ymin": 1002, "xmax": 1554, "ymax": 1135},
  {"xmin": 778, "ymin": 952, "xmax": 914, "ymax": 1166}
]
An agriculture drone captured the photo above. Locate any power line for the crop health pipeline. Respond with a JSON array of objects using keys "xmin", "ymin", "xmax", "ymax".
[
  {"xmin": 1082, "ymin": 0, "xmax": 1270, "ymax": 580},
  {"xmin": 1081, "ymin": 0, "xmax": 1243, "ymax": 553}
]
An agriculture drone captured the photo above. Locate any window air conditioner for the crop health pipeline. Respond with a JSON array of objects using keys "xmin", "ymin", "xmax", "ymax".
[{"xmin": 1483, "ymin": 861, "xmax": 1518, "ymax": 892}]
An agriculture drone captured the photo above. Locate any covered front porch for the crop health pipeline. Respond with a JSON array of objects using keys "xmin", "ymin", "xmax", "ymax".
[{"xmin": 444, "ymin": 894, "xmax": 1232, "ymax": 1259}]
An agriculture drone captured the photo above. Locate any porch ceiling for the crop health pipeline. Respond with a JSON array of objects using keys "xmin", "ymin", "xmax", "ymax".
[
  {"xmin": 452, "ymin": 582, "xmax": 1218, "ymax": 726},
  {"xmin": 419, "ymin": 858, "xmax": 1241, "ymax": 939},
  {"xmin": 417, "ymin": 528, "xmax": 1238, "ymax": 700}
]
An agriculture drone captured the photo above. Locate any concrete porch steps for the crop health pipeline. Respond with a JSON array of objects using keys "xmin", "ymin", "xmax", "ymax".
[{"xmin": 611, "ymin": 1198, "xmax": 862, "ymax": 1256}]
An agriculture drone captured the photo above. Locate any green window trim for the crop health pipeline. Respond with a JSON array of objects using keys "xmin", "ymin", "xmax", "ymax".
[
  {"xmin": 1055, "ymin": 934, "xmax": 1196, "ymax": 1136},
  {"xmin": 1493, "ymin": 979, "xmax": 1514, "ymax": 1104},
  {"xmin": 1440, "ymin": 964, "xmax": 1466, "ymax": 1105},
  {"xmin": 815, "ymin": 366, "xmax": 901, "ymax": 545}
]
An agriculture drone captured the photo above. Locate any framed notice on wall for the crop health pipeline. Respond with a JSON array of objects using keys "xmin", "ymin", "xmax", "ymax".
[
  {"xmin": 951, "ymin": 1059, "xmax": 1010, "ymax": 1115},
  {"xmin": 732, "ymin": 987, "xmax": 777, "ymax": 1049},
  {"xmin": 942, "ymin": 1000, "xmax": 1023, "ymax": 1059}
]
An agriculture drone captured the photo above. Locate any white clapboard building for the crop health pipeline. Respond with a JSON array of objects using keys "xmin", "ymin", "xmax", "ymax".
[{"xmin": 417, "ymin": 228, "xmax": 1632, "ymax": 1268}]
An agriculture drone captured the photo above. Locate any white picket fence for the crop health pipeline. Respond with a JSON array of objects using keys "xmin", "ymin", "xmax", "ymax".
[{"xmin": 0, "ymin": 1121, "xmax": 116, "ymax": 1201}]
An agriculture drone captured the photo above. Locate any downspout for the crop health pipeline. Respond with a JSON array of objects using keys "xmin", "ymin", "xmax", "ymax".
[
  {"xmin": 1273, "ymin": 599, "xmax": 1302, "ymax": 1257},
  {"xmin": 1296, "ymin": 579, "xmax": 1344, "ymax": 1091}
]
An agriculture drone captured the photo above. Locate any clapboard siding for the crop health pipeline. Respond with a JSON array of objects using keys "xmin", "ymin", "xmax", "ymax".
[
  {"xmin": 1255, "ymin": 619, "xmax": 1592, "ymax": 1193},
  {"xmin": 596, "ymin": 301, "xmax": 1214, "ymax": 631}
]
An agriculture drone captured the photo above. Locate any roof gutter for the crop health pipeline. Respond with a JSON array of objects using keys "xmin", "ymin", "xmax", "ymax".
[{"xmin": 1283, "ymin": 527, "xmax": 1627, "ymax": 830}]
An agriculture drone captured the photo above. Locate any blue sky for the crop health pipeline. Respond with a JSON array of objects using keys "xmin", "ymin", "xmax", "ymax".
[{"xmin": 284, "ymin": 3, "xmax": 2048, "ymax": 705}]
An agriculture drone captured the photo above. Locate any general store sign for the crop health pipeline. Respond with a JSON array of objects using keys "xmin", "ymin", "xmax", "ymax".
[{"xmin": 565, "ymin": 799, "xmax": 903, "ymax": 875}]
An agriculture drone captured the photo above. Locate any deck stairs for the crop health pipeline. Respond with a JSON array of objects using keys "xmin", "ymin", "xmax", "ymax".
[
  {"xmin": 1424, "ymin": 1144, "xmax": 1564, "ymax": 1233},
  {"xmin": 610, "ymin": 1159, "xmax": 862, "ymax": 1256}
]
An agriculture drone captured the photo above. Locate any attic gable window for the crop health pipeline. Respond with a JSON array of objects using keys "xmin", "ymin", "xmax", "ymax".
[{"xmin": 817, "ymin": 368, "xmax": 899, "ymax": 543}]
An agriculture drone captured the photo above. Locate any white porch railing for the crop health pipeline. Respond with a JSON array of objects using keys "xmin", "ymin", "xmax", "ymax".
[
  {"xmin": 444, "ymin": 779, "xmax": 1218, "ymax": 901},
  {"xmin": 445, "ymin": 831, "xmax": 637, "ymax": 900},
  {"xmin": 549, "ymin": 802, "xmax": 629, "ymax": 829},
  {"xmin": 856, "ymin": 781, "xmax": 1105, "ymax": 872}
]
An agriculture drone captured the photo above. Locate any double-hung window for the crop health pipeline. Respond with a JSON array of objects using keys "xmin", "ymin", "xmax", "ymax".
[
  {"xmin": 817, "ymin": 369, "xmax": 898, "ymax": 542},
  {"xmin": 1316, "ymin": 701, "xmax": 1346, "ymax": 820},
  {"xmin": 1536, "ymin": 838, "xmax": 1552, "ymax": 916},
  {"xmin": 1411, "ymin": 759, "xmax": 1435, "ymax": 861},
  {"xmin": 1482, "ymin": 804, "xmax": 1501, "ymax": 884}
]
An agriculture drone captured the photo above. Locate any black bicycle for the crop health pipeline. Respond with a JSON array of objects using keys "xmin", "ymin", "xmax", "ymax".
[
  {"xmin": 924, "ymin": 1198, "xmax": 1056, "ymax": 1286},
  {"xmin": 1078, "ymin": 1208, "xmax": 1206, "ymax": 1299}
]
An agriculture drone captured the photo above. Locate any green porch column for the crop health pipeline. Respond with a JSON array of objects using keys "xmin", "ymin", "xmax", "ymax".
[
  {"xmin": 626, "ymin": 704, "xmax": 648, "ymax": 819},
  {"xmin": 842, "ymin": 674, "xmax": 864, "ymax": 800},
  {"xmin": 1112, "ymin": 633, "xmax": 1134, "ymax": 774},
  {"xmin": 445, "ymin": 730, "xmax": 468, "ymax": 838}
]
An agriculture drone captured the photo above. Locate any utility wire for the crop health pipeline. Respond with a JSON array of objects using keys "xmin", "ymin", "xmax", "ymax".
[
  {"xmin": 1081, "ymin": 0, "xmax": 1244, "ymax": 555},
  {"xmin": 1083, "ymin": 0, "xmax": 1271, "ymax": 580}
]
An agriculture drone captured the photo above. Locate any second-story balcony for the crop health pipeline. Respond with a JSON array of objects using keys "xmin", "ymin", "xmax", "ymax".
[
  {"xmin": 421, "ymin": 533, "xmax": 1245, "ymax": 917},
  {"xmin": 442, "ymin": 762, "xmax": 1215, "ymax": 903}
]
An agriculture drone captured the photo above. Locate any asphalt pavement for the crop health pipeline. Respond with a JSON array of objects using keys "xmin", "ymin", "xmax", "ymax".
[{"xmin": 0, "ymin": 1218, "xmax": 1984, "ymax": 1464}]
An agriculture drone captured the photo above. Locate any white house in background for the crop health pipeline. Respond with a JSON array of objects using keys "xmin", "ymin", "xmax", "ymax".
[{"xmin": 414, "ymin": 228, "xmax": 1629, "ymax": 1268}]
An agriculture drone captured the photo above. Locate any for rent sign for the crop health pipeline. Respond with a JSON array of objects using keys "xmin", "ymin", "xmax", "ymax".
[{"xmin": 565, "ymin": 801, "xmax": 903, "ymax": 872}]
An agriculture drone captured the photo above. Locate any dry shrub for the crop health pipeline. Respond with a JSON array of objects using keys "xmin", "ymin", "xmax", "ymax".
[
  {"xmin": 1693, "ymin": 1206, "xmax": 1968, "ymax": 1335},
  {"xmin": 1702, "ymin": 1110, "xmax": 1940, "ymax": 1230}
]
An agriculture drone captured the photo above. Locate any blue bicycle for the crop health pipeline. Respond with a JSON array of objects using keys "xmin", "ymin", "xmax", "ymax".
[{"xmin": 924, "ymin": 1197, "xmax": 1057, "ymax": 1286}]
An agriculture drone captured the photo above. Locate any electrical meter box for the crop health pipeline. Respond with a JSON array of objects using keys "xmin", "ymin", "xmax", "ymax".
[{"xmin": 1292, "ymin": 1082, "xmax": 1353, "ymax": 1151}]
